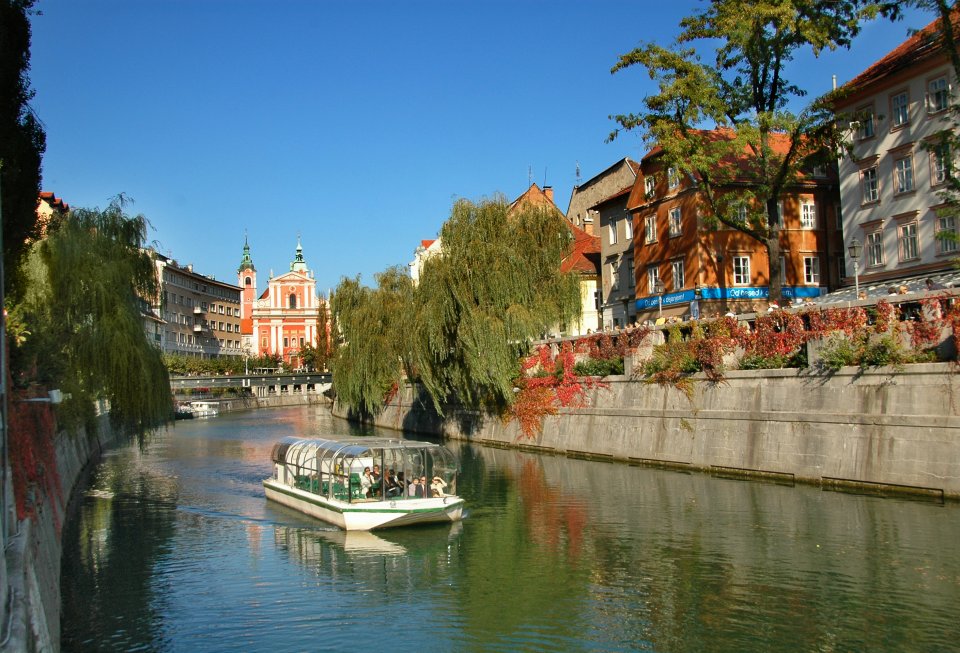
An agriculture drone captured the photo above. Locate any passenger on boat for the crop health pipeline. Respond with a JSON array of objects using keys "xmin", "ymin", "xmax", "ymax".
[
  {"xmin": 361, "ymin": 467, "xmax": 373, "ymax": 497},
  {"xmin": 408, "ymin": 476, "xmax": 422, "ymax": 497},
  {"xmin": 430, "ymin": 476, "xmax": 448, "ymax": 497},
  {"xmin": 417, "ymin": 476, "xmax": 427, "ymax": 498},
  {"xmin": 385, "ymin": 469, "xmax": 402, "ymax": 497},
  {"xmin": 370, "ymin": 465, "xmax": 383, "ymax": 497}
]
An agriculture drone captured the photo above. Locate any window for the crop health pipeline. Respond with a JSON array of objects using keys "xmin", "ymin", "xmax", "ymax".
[
  {"xmin": 623, "ymin": 216, "xmax": 633, "ymax": 241},
  {"xmin": 776, "ymin": 200, "xmax": 784, "ymax": 228},
  {"xmin": 929, "ymin": 76, "xmax": 949, "ymax": 113},
  {"xmin": 857, "ymin": 108, "xmax": 875, "ymax": 139},
  {"xmin": 866, "ymin": 231, "xmax": 884, "ymax": 267},
  {"xmin": 898, "ymin": 222, "xmax": 919, "ymax": 261},
  {"xmin": 219, "ymin": 305, "xmax": 225, "ymax": 314},
  {"xmin": 608, "ymin": 222, "xmax": 617, "ymax": 245},
  {"xmin": 218, "ymin": 321, "xmax": 224, "ymax": 331},
  {"xmin": 800, "ymin": 201, "xmax": 817, "ymax": 229},
  {"xmin": 283, "ymin": 337, "xmax": 289, "ymax": 348},
  {"xmin": 668, "ymin": 207, "xmax": 682, "ymax": 237},
  {"xmin": 671, "ymin": 259, "xmax": 684, "ymax": 290},
  {"xmin": 894, "ymin": 156, "xmax": 914, "ymax": 194},
  {"xmin": 733, "ymin": 256, "xmax": 750, "ymax": 285},
  {"xmin": 931, "ymin": 142, "xmax": 950, "ymax": 185},
  {"xmin": 647, "ymin": 266, "xmax": 660, "ymax": 293},
  {"xmin": 609, "ymin": 261, "xmax": 620, "ymax": 291},
  {"xmin": 644, "ymin": 176, "xmax": 655, "ymax": 198},
  {"xmin": 289, "ymin": 293, "xmax": 297, "ymax": 309},
  {"xmin": 803, "ymin": 256, "xmax": 820, "ymax": 285},
  {"xmin": 779, "ymin": 255, "xmax": 786, "ymax": 285},
  {"xmin": 891, "ymin": 91, "xmax": 909, "ymax": 127},
  {"xmin": 937, "ymin": 215, "xmax": 959, "ymax": 254},
  {"xmin": 861, "ymin": 167, "xmax": 879, "ymax": 203},
  {"xmin": 644, "ymin": 215, "xmax": 657, "ymax": 244},
  {"xmin": 667, "ymin": 167, "xmax": 679, "ymax": 190},
  {"xmin": 736, "ymin": 205, "xmax": 748, "ymax": 223}
]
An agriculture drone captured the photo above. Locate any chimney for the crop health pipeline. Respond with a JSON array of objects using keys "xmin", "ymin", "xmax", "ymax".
[{"xmin": 544, "ymin": 185, "xmax": 554, "ymax": 203}]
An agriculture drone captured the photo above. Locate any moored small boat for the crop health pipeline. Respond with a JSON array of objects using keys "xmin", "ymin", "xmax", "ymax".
[
  {"xmin": 263, "ymin": 436, "xmax": 465, "ymax": 531},
  {"xmin": 189, "ymin": 401, "xmax": 219, "ymax": 418}
]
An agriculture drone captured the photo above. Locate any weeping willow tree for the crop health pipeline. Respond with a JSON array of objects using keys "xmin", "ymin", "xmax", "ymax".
[
  {"xmin": 330, "ymin": 266, "xmax": 417, "ymax": 416},
  {"xmin": 331, "ymin": 195, "xmax": 581, "ymax": 416},
  {"xmin": 11, "ymin": 196, "xmax": 172, "ymax": 434}
]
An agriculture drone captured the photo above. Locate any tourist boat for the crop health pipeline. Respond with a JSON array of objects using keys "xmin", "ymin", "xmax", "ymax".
[
  {"xmin": 189, "ymin": 401, "xmax": 219, "ymax": 418},
  {"xmin": 263, "ymin": 436, "xmax": 465, "ymax": 531}
]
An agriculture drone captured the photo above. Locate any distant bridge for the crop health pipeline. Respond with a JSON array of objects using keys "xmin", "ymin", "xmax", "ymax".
[{"xmin": 171, "ymin": 372, "xmax": 332, "ymax": 398}]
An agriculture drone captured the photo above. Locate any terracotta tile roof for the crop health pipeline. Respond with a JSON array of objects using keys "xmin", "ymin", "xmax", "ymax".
[
  {"xmin": 421, "ymin": 239, "xmax": 436, "ymax": 249},
  {"xmin": 641, "ymin": 128, "xmax": 796, "ymax": 178},
  {"xmin": 841, "ymin": 10, "xmax": 959, "ymax": 96},
  {"xmin": 561, "ymin": 220, "xmax": 600, "ymax": 275},
  {"xmin": 39, "ymin": 191, "xmax": 69, "ymax": 212}
]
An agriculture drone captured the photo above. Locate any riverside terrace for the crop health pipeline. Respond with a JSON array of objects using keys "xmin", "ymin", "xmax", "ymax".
[{"xmin": 171, "ymin": 372, "xmax": 332, "ymax": 398}]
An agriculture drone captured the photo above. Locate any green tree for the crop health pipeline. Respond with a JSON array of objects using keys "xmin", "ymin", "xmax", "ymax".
[
  {"xmin": 610, "ymin": 0, "xmax": 900, "ymax": 302},
  {"xmin": 330, "ymin": 195, "xmax": 581, "ymax": 417},
  {"xmin": 13, "ymin": 196, "xmax": 172, "ymax": 434},
  {"xmin": 1, "ymin": 0, "xmax": 46, "ymax": 299}
]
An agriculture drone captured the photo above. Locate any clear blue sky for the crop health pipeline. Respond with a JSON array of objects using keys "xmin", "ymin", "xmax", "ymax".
[{"xmin": 28, "ymin": 0, "xmax": 935, "ymax": 296}]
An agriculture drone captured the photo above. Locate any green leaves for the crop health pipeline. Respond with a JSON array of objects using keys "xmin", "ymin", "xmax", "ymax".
[{"xmin": 330, "ymin": 195, "xmax": 581, "ymax": 417}]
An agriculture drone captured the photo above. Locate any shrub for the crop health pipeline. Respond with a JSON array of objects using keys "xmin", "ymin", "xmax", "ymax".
[
  {"xmin": 816, "ymin": 332, "xmax": 860, "ymax": 372},
  {"xmin": 574, "ymin": 357, "xmax": 624, "ymax": 377}
]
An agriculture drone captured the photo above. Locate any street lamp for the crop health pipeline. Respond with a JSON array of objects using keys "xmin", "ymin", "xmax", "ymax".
[
  {"xmin": 654, "ymin": 279, "xmax": 665, "ymax": 318},
  {"xmin": 847, "ymin": 238, "xmax": 862, "ymax": 299}
]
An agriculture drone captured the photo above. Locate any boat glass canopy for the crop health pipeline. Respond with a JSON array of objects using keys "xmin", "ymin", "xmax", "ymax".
[{"xmin": 270, "ymin": 436, "xmax": 458, "ymax": 503}]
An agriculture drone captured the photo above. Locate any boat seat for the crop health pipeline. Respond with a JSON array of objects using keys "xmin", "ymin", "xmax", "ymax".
[{"xmin": 349, "ymin": 473, "xmax": 364, "ymax": 500}]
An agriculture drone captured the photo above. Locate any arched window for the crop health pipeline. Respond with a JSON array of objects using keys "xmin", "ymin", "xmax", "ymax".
[
  {"xmin": 245, "ymin": 278, "xmax": 251, "ymax": 286},
  {"xmin": 289, "ymin": 293, "xmax": 297, "ymax": 309}
]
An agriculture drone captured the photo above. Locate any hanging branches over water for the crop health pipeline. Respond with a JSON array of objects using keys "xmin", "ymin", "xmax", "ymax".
[
  {"xmin": 11, "ymin": 196, "xmax": 172, "ymax": 434},
  {"xmin": 331, "ymin": 195, "xmax": 581, "ymax": 417}
]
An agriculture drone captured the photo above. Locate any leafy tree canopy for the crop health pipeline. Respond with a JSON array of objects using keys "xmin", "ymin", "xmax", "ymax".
[
  {"xmin": 331, "ymin": 195, "xmax": 581, "ymax": 417},
  {"xmin": 610, "ymin": 0, "xmax": 902, "ymax": 300},
  {"xmin": 11, "ymin": 196, "xmax": 172, "ymax": 434}
]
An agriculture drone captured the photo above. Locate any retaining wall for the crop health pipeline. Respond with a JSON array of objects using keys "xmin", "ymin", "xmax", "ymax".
[{"xmin": 339, "ymin": 363, "xmax": 960, "ymax": 499}]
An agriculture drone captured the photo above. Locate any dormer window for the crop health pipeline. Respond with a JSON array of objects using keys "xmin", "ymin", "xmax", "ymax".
[
  {"xmin": 644, "ymin": 176, "xmax": 656, "ymax": 198},
  {"xmin": 667, "ymin": 167, "xmax": 679, "ymax": 190}
]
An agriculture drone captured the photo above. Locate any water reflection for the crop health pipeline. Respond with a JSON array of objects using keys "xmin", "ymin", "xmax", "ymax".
[{"xmin": 61, "ymin": 407, "xmax": 960, "ymax": 652}]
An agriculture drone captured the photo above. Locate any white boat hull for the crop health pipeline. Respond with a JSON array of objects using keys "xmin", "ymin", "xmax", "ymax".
[{"xmin": 263, "ymin": 479, "xmax": 464, "ymax": 531}]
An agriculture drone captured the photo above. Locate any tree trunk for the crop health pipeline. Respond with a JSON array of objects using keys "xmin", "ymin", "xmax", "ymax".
[{"xmin": 766, "ymin": 197, "xmax": 784, "ymax": 304}]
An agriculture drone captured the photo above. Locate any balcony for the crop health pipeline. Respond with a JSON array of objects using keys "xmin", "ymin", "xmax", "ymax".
[{"xmin": 194, "ymin": 306, "xmax": 204, "ymax": 314}]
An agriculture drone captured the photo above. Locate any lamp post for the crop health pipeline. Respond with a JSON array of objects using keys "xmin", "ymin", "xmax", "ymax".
[
  {"xmin": 654, "ymin": 280, "xmax": 665, "ymax": 318},
  {"xmin": 847, "ymin": 238, "xmax": 862, "ymax": 299}
]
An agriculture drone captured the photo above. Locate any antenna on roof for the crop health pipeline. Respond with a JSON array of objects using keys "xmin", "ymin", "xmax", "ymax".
[
  {"xmin": 543, "ymin": 167, "xmax": 548, "ymax": 188},
  {"xmin": 575, "ymin": 161, "xmax": 581, "ymax": 187},
  {"xmin": 528, "ymin": 165, "xmax": 532, "ymax": 186}
]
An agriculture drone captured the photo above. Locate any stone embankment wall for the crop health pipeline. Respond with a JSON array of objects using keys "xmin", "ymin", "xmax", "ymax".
[
  {"xmin": 3, "ymin": 412, "xmax": 120, "ymax": 653},
  {"xmin": 338, "ymin": 363, "xmax": 960, "ymax": 499}
]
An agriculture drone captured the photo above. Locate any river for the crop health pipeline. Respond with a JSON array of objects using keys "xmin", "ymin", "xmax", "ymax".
[{"xmin": 60, "ymin": 406, "xmax": 960, "ymax": 652}]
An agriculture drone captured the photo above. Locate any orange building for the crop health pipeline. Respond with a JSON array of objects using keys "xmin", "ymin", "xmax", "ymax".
[
  {"xmin": 239, "ymin": 237, "xmax": 324, "ymax": 370},
  {"xmin": 630, "ymin": 134, "xmax": 842, "ymax": 321}
]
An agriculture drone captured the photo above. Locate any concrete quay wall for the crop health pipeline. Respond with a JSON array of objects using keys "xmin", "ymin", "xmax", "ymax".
[
  {"xmin": 343, "ymin": 363, "xmax": 960, "ymax": 499},
  {"xmin": 2, "ymin": 413, "xmax": 121, "ymax": 653}
]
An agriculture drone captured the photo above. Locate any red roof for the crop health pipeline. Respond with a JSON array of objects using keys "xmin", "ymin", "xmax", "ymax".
[
  {"xmin": 39, "ymin": 191, "xmax": 69, "ymax": 212},
  {"xmin": 841, "ymin": 10, "xmax": 959, "ymax": 97},
  {"xmin": 421, "ymin": 239, "xmax": 436, "ymax": 249},
  {"xmin": 561, "ymin": 221, "xmax": 600, "ymax": 275}
]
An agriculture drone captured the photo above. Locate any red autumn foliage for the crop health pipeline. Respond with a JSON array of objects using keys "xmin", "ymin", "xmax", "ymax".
[{"xmin": 8, "ymin": 386, "xmax": 63, "ymax": 532}]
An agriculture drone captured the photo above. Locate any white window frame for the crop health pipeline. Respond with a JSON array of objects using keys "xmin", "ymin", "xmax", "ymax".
[
  {"xmin": 609, "ymin": 260, "xmax": 620, "ymax": 291},
  {"xmin": 623, "ymin": 215, "xmax": 633, "ymax": 241},
  {"xmin": 644, "ymin": 215, "xmax": 657, "ymax": 244},
  {"xmin": 891, "ymin": 91, "xmax": 910, "ymax": 127},
  {"xmin": 894, "ymin": 155, "xmax": 914, "ymax": 194},
  {"xmin": 732, "ymin": 256, "xmax": 751, "ymax": 286},
  {"xmin": 736, "ymin": 205, "xmax": 748, "ymax": 223},
  {"xmin": 803, "ymin": 256, "xmax": 820, "ymax": 285},
  {"xmin": 898, "ymin": 222, "xmax": 919, "ymax": 262},
  {"xmin": 608, "ymin": 221, "xmax": 618, "ymax": 246},
  {"xmin": 647, "ymin": 266, "xmax": 660, "ymax": 294},
  {"xmin": 929, "ymin": 76, "xmax": 950, "ymax": 113},
  {"xmin": 779, "ymin": 255, "xmax": 786, "ymax": 285},
  {"xmin": 861, "ymin": 167, "xmax": 879, "ymax": 203},
  {"xmin": 671, "ymin": 259, "xmax": 684, "ymax": 290},
  {"xmin": 866, "ymin": 230, "xmax": 884, "ymax": 267},
  {"xmin": 668, "ymin": 207, "xmax": 682, "ymax": 237},
  {"xmin": 931, "ymin": 142, "xmax": 950, "ymax": 186},
  {"xmin": 800, "ymin": 201, "xmax": 817, "ymax": 229},
  {"xmin": 857, "ymin": 107, "xmax": 875, "ymax": 140},
  {"xmin": 644, "ymin": 176, "xmax": 656, "ymax": 198},
  {"xmin": 937, "ymin": 215, "xmax": 959, "ymax": 255},
  {"xmin": 776, "ymin": 200, "xmax": 784, "ymax": 228},
  {"xmin": 667, "ymin": 167, "xmax": 679, "ymax": 190}
]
